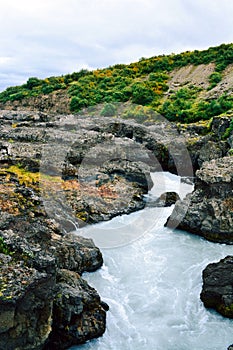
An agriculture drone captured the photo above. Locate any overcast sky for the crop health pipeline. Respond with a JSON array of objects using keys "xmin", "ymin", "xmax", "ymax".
[{"xmin": 0, "ymin": 0, "xmax": 232, "ymax": 91}]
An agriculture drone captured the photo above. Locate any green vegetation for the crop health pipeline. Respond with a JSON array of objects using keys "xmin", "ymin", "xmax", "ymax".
[
  {"xmin": 0, "ymin": 43, "xmax": 233, "ymax": 123},
  {"xmin": 7, "ymin": 165, "xmax": 39, "ymax": 187},
  {"xmin": 223, "ymin": 118, "xmax": 233, "ymax": 139},
  {"xmin": 122, "ymin": 105, "xmax": 160, "ymax": 123},
  {"xmin": 159, "ymin": 86, "xmax": 199, "ymax": 122},
  {"xmin": 208, "ymin": 72, "xmax": 222, "ymax": 90},
  {"xmin": 0, "ymin": 237, "xmax": 11, "ymax": 255},
  {"xmin": 159, "ymin": 88, "xmax": 233, "ymax": 123},
  {"xmin": 100, "ymin": 103, "xmax": 117, "ymax": 117}
]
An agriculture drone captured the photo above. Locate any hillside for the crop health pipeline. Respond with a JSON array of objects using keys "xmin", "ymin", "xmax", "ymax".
[{"xmin": 0, "ymin": 43, "xmax": 233, "ymax": 123}]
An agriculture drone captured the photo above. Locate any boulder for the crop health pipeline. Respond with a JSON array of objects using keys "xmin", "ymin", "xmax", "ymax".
[
  {"xmin": 144, "ymin": 191, "xmax": 180, "ymax": 207},
  {"xmin": 0, "ymin": 255, "xmax": 55, "ymax": 350},
  {"xmin": 45, "ymin": 269, "xmax": 107, "ymax": 349},
  {"xmin": 200, "ymin": 256, "xmax": 233, "ymax": 318}
]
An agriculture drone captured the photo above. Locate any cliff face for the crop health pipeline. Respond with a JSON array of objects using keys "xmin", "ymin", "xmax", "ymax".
[
  {"xmin": 167, "ymin": 156, "xmax": 233, "ymax": 243},
  {"xmin": 0, "ymin": 90, "xmax": 70, "ymax": 114}
]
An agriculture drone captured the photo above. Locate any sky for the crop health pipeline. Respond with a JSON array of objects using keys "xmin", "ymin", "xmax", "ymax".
[{"xmin": 0, "ymin": 0, "xmax": 232, "ymax": 92}]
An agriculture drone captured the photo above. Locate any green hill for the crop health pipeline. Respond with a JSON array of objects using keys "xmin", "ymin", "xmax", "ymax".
[{"xmin": 0, "ymin": 43, "xmax": 233, "ymax": 123}]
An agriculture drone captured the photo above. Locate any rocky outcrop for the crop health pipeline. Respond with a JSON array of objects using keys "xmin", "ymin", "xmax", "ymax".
[
  {"xmin": 1, "ymin": 109, "xmax": 231, "ymax": 180},
  {"xmin": 1, "ymin": 108, "xmax": 233, "ymax": 349},
  {"xmin": 0, "ymin": 177, "xmax": 106, "ymax": 350},
  {"xmin": 167, "ymin": 156, "xmax": 233, "ymax": 243},
  {"xmin": 144, "ymin": 191, "xmax": 180, "ymax": 207},
  {"xmin": 0, "ymin": 255, "xmax": 55, "ymax": 350},
  {"xmin": 45, "ymin": 269, "xmax": 108, "ymax": 349},
  {"xmin": 0, "ymin": 110, "xmax": 157, "ymax": 228},
  {"xmin": 0, "ymin": 203, "xmax": 106, "ymax": 350},
  {"xmin": 200, "ymin": 256, "xmax": 233, "ymax": 318},
  {"xmin": 0, "ymin": 109, "xmax": 161, "ymax": 349},
  {"xmin": 178, "ymin": 116, "xmax": 231, "ymax": 171},
  {"xmin": 0, "ymin": 90, "xmax": 70, "ymax": 114}
]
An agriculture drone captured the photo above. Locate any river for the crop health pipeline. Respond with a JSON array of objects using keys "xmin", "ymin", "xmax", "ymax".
[{"xmin": 71, "ymin": 172, "xmax": 233, "ymax": 350}]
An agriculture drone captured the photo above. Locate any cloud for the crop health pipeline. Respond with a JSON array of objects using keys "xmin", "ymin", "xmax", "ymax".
[{"xmin": 0, "ymin": 0, "xmax": 232, "ymax": 91}]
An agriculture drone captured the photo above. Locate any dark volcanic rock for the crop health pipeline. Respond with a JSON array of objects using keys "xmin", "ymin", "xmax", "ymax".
[
  {"xmin": 144, "ymin": 191, "xmax": 180, "ymax": 207},
  {"xmin": 200, "ymin": 256, "xmax": 233, "ymax": 318},
  {"xmin": 0, "ymin": 256, "xmax": 55, "ymax": 350},
  {"xmin": 0, "ymin": 167, "xmax": 106, "ymax": 350},
  {"xmin": 167, "ymin": 157, "xmax": 233, "ymax": 244},
  {"xmin": 0, "ymin": 111, "xmax": 156, "ymax": 227},
  {"xmin": 45, "ymin": 269, "xmax": 106, "ymax": 349},
  {"xmin": 0, "ymin": 214, "xmax": 106, "ymax": 350},
  {"xmin": 179, "ymin": 116, "xmax": 231, "ymax": 172},
  {"xmin": 0, "ymin": 110, "xmax": 162, "ymax": 349},
  {"xmin": 1, "ymin": 109, "xmax": 232, "ymax": 349}
]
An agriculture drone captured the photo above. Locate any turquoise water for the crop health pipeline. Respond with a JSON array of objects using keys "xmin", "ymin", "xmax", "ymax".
[{"xmin": 71, "ymin": 173, "xmax": 233, "ymax": 350}]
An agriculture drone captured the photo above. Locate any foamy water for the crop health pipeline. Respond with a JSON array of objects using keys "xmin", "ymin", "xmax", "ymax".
[{"xmin": 70, "ymin": 173, "xmax": 233, "ymax": 350}]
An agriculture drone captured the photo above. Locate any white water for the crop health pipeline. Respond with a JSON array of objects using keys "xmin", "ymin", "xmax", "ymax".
[{"xmin": 71, "ymin": 173, "xmax": 233, "ymax": 350}]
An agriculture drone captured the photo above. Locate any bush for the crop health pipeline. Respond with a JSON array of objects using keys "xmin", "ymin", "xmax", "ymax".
[
  {"xmin": 223, "ymin": 118, "xmax": 233, "ymax": 139},
  {"xmin": 209, "ymin": 72, "xmax": 222, "ymax": 84},
  {"xmin": 208, "ymin": 72, "xmax": 222, "ymax": 90},
  {"xmin": 100, "ymin": 103, "xmax": 117, "ymax": 117},
  {"xmin": 25, "ymin": 77, "xmax": 41, "ymax": 90},
  {"xmin": 122, "ymin": 105, "xmax": 156, "ymax": 124},
  {"xmin": 0, "ymin": 237, "xmax": 11, "ymax": 255},
  {"xmin": 70, "ymin": 97, "xmax": 88, "ymax": 112},
  {"xmin": 131, "ymin": 83, "xmax": 155, "ymax": 105},
  {"xmin": 148, "ymin": 72, "xmax": 169, "ymax": 82}
]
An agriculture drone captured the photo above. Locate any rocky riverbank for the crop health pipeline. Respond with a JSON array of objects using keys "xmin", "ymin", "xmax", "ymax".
[
  {"xmin": 1, "ymin": 108, "xmax": 233, "ymax": 349},
  {"xmin": 166, "ymin": 118, "xmax": 233, "ymax": 350},
  {"xmin": 0, "ymin": 170, "xmax": 109, "ymax": 350},
  {"xmin": 167, "ymin": 156, "xmax": 233, "ymax": 243},
  {"xmin": 0, "ymin": 110, "xmax": 157, "ymax": 349}
]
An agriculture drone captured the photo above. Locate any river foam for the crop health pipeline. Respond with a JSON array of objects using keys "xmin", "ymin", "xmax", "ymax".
[{"xmin": 71, "ymin": 173, "xmax": 233, "ymax": 350}]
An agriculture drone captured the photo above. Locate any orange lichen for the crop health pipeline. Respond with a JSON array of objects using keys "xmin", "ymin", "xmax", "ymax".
[
  {"xmin": 98, "ymin": 184, "xmax": 117, "ymax": 199},
  {"xmin": 223, "ymin": 198, "xmax": 233, "ymax": 211}
]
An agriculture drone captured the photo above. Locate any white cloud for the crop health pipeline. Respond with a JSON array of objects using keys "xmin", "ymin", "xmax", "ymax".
[
  {"xmin": 0, "ymin": 0, "xmax": 232, "ymax": 91},
  {"xmin": 0, "ymin": 57, "xmax": 13, "ymax": 65}
]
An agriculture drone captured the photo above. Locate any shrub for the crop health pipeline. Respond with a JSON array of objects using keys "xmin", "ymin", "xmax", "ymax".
[
  {"xmin": 70, "ymin": 97, "xmax": 88, "ymax": 112},
  {"xmin": 100, "ymin": 103, "xmax": 117, "ymax": 117},
  {"xmin": 208, "ymin": 72, "xmax": 222, "ymax": 90},
  {"xmin": 131, "ymin": 83, "xmax": 155, "ymax": 105},
  {"xmin": 122, "ymin": 105, "xmax": 156, "ymax": 123},
  {"xmin": 223, "ymin": 118, "xmax": 233, "ymax": 139},
  {"xmin": 0, "ymin": 237, "xmax": 11, "ymax": 255},
  {"xmin": 148, "ymin": 72, "xmax": 169, "ymax": 82},
  {"xmin": 25, "ymin": 77, "xmax": 41, "ymax": 90}
]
